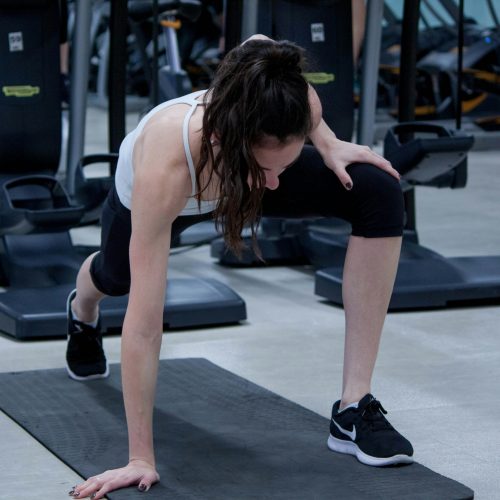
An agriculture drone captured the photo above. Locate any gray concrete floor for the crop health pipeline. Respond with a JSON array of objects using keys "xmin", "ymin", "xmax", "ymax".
[{"xmin": 0, "ymin": 107, "xmax": 499, "ymax": 499}]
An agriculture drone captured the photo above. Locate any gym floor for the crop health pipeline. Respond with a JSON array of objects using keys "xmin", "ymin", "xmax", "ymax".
[{"xmin": 1, "ymin": 107, "xmax": 499, "ymax": 499}]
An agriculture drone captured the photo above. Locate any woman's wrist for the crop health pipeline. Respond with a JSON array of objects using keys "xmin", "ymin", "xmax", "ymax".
[
  {"xmin": 129, "ymin": 456, "xmax": 156, "ymax": 468},
  {"xmin": 309, "ymin": 119, "xmax": 338, "ymax": 157},
  {"xmin": 315, "ymin": 136, "xmax": 339, "ymax": 165}
]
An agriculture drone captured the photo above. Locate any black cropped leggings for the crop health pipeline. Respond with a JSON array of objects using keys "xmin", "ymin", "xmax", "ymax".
[{"xmin": 90, "ymin": 145, "xmax": 404, "ymax": 296}]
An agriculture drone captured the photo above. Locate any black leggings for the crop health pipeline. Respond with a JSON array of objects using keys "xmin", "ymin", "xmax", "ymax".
[{"xmin": 90, "ymin": 146, "xmax": 404, "ymax": 296}]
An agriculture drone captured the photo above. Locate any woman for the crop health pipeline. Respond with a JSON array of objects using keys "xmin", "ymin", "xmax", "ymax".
[{"xmin": 67, "ymin": 36, "xmax": 413, "ymax": 499}]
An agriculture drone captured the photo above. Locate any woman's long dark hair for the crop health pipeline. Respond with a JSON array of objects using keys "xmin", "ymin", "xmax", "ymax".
[{"xmin": 196, "ymin": 39, "xmax": 312, "ymax": 255}]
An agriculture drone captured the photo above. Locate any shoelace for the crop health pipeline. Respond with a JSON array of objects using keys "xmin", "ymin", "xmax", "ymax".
[
  {"xmin": 72, "ymin": 318, "xmax": 99, "ymax": 335},
  {"xmin": 361, "ymin": 399, "xmax": 392, "ymax": 432}
]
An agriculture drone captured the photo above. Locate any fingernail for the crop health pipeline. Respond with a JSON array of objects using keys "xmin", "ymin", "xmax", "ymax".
[
  {"xmin": 68, "ymin": 491, "xmax": 75, "ymax": 496},
  {"xmin": 345, "ymin": 182, "xmax": 353, "ymax": 190},
  {"xmin": 138, "ymin": 484, "xmax": 147, "ymax": 492},
  {"xmin": 90, "ymin": 494, "xmax": 96, "ymax": 499},
  {"xmin": 73, "ymin": 494, "xmax": 80, "ymax": 498}
]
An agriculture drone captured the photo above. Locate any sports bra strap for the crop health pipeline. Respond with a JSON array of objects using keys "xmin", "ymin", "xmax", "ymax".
[
  {"xmin": 181, "ymin": 89, "xmax": 207, "ymax": 197},
  {"xmin": 182, "ymin": 103, "xmax": 198, "ymax": 197}
]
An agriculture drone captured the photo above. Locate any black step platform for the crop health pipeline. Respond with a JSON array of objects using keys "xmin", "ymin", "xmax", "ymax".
[
  {"xmin": 315, "ymin": 255, "xmax": 500, "ymax": 310},
  {"xmin": 0, "ymin": 279, "xmax": 246, "ymax": 339}
]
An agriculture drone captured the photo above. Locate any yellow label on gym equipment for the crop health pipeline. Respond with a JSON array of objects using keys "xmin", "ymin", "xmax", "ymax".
[
  {"xmin": 2, "ymin": 85, "xmax": 40, "ymax": 97},
  {"xmin": 303, "ymin": 73, "xmax": 335, "ymax": 85}
]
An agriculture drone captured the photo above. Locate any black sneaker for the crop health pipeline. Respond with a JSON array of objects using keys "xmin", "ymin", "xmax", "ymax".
[
  {"xmin": 65, "ymin": 289, "xmax": 109, "ymax": 381},
  {"xmin": 328, "ymin": 394, "xmax": 413, "ymax": 466}
]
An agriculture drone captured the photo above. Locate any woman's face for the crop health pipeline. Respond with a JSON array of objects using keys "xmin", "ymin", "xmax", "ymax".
[{"xmin": 251, "ymin": 136, "xmax": 305, "ymax": 190}]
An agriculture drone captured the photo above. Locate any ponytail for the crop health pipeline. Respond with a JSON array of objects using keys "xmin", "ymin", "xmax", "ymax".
[{"xmin": 196, "ymin": 39, "xmax": 311, "ymax": 256}]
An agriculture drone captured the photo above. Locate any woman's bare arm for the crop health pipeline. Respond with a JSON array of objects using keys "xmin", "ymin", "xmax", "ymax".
[
  {"xmin": 72, "ymin": 117, "xmax": 192, "ymax": 499},
  {"xmin": 123, "ymin": 119, "xmax": 191, "ymax": 468},
  {"xmin": 307, "ymin": 86, "xmax": 400, "ymax": 189}
]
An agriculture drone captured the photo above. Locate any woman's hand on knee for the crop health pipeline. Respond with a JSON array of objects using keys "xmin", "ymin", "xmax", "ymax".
[
  {"xmin": 324, "ymin": 139, "xmax": 401, "ymax": 190},
  {"xmin": 69, "ymin": 460, "xmax": 160, "ymax": 498}
]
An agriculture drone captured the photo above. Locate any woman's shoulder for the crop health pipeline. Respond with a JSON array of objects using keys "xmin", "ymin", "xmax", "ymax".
[
  {"xmin": 132, "ymin": 115, "xmax": 192, "ymax": 212},
  {"xmin": 133, "ymin": 96, "xmax": 205, "ymax": 179},
  {"xmin": 142, "ymin": 103, "xmax": 185, "ymax": 135},
  {"xmin": 141, "ymin": 99, "xmax": 204, "ymax": 143},
  {"xmin": 136, "ymin": 107, "xmax": 186, "ymax": 158},
  {"xmin": 140, "ymin": 90, "xmax": 207, "ymax": 131}
]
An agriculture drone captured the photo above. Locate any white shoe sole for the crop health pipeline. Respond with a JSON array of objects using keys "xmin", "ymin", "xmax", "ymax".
[
  {"xmin": 65, "ymin": 360, "xmax": 110, "ymax": 381},
  {"xmin": 327, "ymin": 434, "xmax": 414, "ymax": 467}
]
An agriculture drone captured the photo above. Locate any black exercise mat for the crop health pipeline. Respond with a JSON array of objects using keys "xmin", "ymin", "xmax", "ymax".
[{"xmin": 0, "ymin": 359, "xmax": 473, "ymax": 499}]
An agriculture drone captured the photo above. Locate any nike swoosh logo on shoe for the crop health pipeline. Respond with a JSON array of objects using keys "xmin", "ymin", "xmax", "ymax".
[{"xmin": 332, "ymin": 419, "xmax": 356, "ymax": 441}]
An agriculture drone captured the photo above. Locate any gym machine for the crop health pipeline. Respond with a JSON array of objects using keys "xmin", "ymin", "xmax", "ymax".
[
  {"xmin": 315, "ymin": 0, "xmax": 500, "ymax": 309},
  {"xmin": 0, "ymin": 0, "xmax": 246, "ymax": 339}
]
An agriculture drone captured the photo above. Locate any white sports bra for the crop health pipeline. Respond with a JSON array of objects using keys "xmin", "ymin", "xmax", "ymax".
[{"xmin": 114, "ymin": 90, "xmax": 217, "ymax": 216}]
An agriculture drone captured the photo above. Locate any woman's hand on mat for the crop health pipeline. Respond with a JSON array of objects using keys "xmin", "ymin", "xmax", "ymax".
[
  {"xmin": 69, "ymin": 460, "xmax": 159, "ymax": 498},
  {"xmin": 324, "ymin": 139, "xmax": 401, "ymax": 190}
]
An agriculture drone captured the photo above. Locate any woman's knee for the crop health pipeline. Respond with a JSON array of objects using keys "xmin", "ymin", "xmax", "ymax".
[
  {"xmin": 89, "ymin": 253, "xmax": 131, "ymax": 297},
  {"xmin": 347, "ymin": 163, "xmax": 404, "ymax": 237}
]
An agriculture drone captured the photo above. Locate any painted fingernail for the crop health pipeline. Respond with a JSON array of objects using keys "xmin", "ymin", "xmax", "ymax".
[
  {"xmin": 345, "ymin": 182, "xmax": 353, "ymax": 190},
  {"xmin": 138, "ymin": 483, "xmax": 147, "ymax": 492},
  {"xmin": 90, "ymin": 493, "xmax": 96, "ymax": 499},
  {"xmin": 68, "ymin": 490, "xmax": 75, "ymax": 496},
  {"xmin": 73, "ymin": 494, "xmax": 80, "ymax": 498}
]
